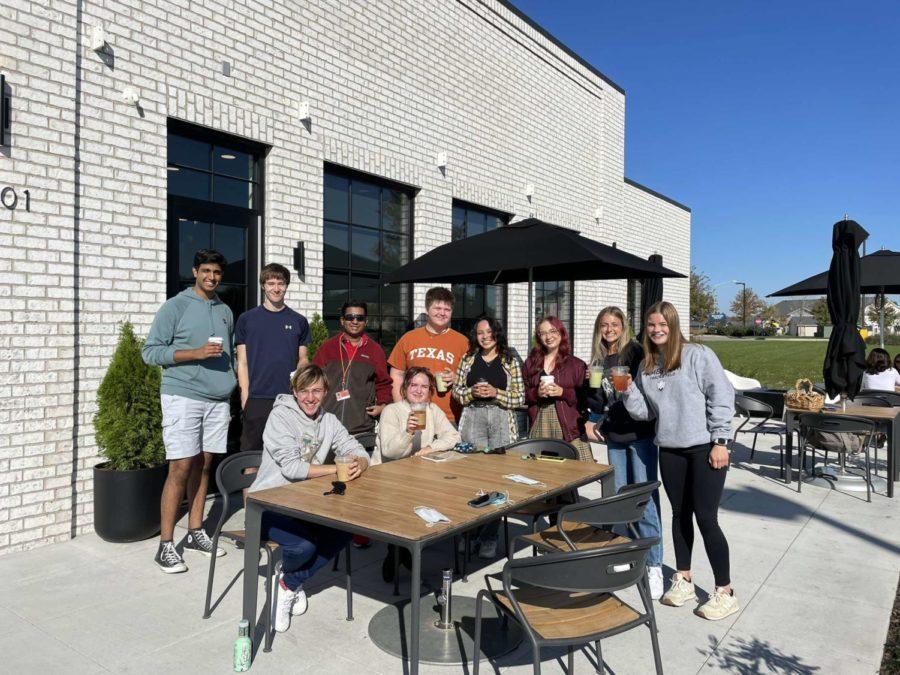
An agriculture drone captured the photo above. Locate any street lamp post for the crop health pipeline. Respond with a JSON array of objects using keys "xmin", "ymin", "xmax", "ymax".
[{"xmin": 733, "ymin": 280, "xmax": 747, "ymax": 328}]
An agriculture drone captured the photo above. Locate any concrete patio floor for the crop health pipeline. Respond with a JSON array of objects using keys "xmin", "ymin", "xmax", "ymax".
[{"xmin": 1, "ymin": 434, "xmax": 897, "ymax": 674}]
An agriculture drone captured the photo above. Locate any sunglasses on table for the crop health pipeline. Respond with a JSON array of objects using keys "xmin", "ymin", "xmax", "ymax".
[
  {"xmin": 342, "ymin": 314, "xmax": 367, "ymax": 322},
  {"xmin": 323, "ymin": 481, "xmax": 346, "ymax": 496}
]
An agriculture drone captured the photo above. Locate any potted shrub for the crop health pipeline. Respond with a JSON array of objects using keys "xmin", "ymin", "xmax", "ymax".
[{"xmin": 92, "ymin": 322, "xmax": 167, "ymax": 542}]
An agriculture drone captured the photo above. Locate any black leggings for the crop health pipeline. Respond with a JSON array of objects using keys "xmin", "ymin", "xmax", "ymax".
[{"xmin": 659, "ymin": 444, "xmax": 730, "ymax": 587}]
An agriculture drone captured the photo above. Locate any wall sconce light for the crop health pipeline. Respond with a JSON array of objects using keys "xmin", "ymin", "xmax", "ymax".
[
  {"xmin": 293, "ymin": 242, "xmax": 305, "ymax": 278},
  {"xmin": 436, "ymin": 151, "xmax": 447, "ymax": 169},
  {"xmin": 122, "ymin": 87, "xmax": 139, "ymax": 106},
  {"xmin": 593, "ymin": 207, "xmax": 603, "ymax": 221},
  {"xmin": 91, "ymin": 25, "xmax": 108, "ymax": 52},
  {"xmin": 525, "ymin": 183, "xmax": 535, "ymax": 199},
  {"xmin": 297, "ymin": 100, "xmax": 311, "ymax": 122}
]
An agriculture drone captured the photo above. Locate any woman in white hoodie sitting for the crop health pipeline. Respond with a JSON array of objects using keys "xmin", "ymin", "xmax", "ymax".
[
  {"xmin": 373, "ymin": 367, "xmax": 461, "ymax": 463},
  {"xmin": 248, "ymin": 364, "xmax": 369, "ymax": 633}
]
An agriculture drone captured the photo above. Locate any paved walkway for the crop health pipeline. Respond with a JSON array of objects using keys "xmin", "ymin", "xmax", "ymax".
[{"xmin": 1, "ymin": 434, "xmax": 897, "ymax": 674}]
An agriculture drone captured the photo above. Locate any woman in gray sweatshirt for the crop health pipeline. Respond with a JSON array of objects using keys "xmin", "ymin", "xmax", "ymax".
[
  {"xmin": 622, "ymin": 301, "xmax": 739, "ymax": 622},
  {"xmin": 248, "ymin": 364, "xmax": 369, "ymax": 634}
]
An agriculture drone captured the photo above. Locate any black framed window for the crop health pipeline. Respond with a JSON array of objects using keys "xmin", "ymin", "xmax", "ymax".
[
  {"xmin": 450, "ymin": 202, "xmax": 509, "ymax": 335},
  {"xmin": 322, "ymin": 165, "xmax": 413, "ymax": 352},
  {"xmin": 535, "ymin": 280, "xmax": 574, "ymax": 338},
  {"xmin": 166, "ymin": 120, "xmax": 264, "ymax": 321}
]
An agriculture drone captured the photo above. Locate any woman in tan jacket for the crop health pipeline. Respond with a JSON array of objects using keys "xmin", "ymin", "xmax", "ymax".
[{"xmin": 373, "ymin": 367, "xmax": 461, "ymax": 464}]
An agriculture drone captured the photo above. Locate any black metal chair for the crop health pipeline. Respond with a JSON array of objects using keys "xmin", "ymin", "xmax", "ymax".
[
  {"xmin": 202, "ymin": 452, "xmax": 354, "ymax": 652},
  {"xmin": 501, "ymin": 438, "xmax": 581, "ymax": 559},
  {"xmin": 798, "ymin": 413, "xmax": 877, "ymax": 502},
  {"xmin": 473, "ymin": 539, "xmax": 663, "ymax": 675},
  {"xmin": 516, "ymin": 480, "xmax": 660, "ymax": 554},
  {"xmin": 734, "ymin": 394, "xmax": 786, "ymax": 476},
  {"xmin": 851, "ymin": 395, "xmax": 891, "ymax": 477},
  {"xmin": 858, "ymin": 389, "xmax": 900, "ymax": 406}
]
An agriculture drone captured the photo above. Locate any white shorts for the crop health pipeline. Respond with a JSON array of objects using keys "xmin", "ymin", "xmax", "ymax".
[{"xmin": 160, "ymin": 394, "xmax": 231, "ymax": 460}]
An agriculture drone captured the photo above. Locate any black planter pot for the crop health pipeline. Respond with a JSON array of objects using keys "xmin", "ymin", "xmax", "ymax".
[{"xmin": 93, "ymin": 462, "xmax": 167, "ymax": 543}]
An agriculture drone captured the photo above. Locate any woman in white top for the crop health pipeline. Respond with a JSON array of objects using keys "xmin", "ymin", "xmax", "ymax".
[
  {"xmin": 861, "ymin": 348, "xmax": 900, "ymax": 391},
  {"xmin": 373, "ymin": 367, "xmax": 461, "ymax": 463},
  {"xmin": 373, "ymin": 367, "xmax": 460, "ymax": 582}
]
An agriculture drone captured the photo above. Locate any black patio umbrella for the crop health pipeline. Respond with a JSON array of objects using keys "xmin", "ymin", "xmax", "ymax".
[
  {"xmin": 380, "ymin": 218, "xmax": 684, "ymax": 333},
  {"xmin": 822, "ymin": 219, "xmax": 869, "ymax": 400},
  {"xmin": 768, "ymin": 249, "xmax": 900, "ymax": 346},
  {"xmin": 637, "ymin": 254, "xmax": 664, "ymax": 342}
]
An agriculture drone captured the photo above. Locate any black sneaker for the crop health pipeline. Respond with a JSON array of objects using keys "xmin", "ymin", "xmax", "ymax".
[
  {"xmin": 184, "ymin": 529, "xmax": 225, "ymax": 558},
  {"xmin": 155, "ymin": 541, "xmax": 187, "ymax": 574}
]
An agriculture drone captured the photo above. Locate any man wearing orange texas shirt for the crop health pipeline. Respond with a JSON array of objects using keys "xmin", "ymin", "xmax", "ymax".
[{"xmin": 388, "ymin": 287, "xmax": 469, "ymax": 425}]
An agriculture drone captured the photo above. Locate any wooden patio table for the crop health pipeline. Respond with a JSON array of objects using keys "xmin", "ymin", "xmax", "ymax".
[
  {"xmin": 784, "ymin": 405, "xmax": 900, "ymax": 497},
  {"xmin": 241, "ymin": 451, "xmax": 614, "ymax": 672}
]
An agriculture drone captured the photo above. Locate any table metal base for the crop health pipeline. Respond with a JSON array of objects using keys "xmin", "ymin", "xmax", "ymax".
[
  {"xmin": 368, "ymin": 594, "xmax": 523, "ymax": 665},
  {"xmin": 818, "ymin": 465, "xmax": 888, "ymax": 493}
]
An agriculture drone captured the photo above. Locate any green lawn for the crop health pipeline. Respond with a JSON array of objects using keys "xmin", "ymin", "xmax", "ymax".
[
  {"xmin": 702, "ymin": 339, "xmax": 829, "ymax": 390},
  {"xmin": 701, "ymin": 338, "xmax": 886, "ymax": 390}
]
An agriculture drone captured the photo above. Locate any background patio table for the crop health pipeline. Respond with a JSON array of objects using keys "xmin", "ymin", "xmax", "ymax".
[
  {"xmin": 241, "ymin": 451, "xmax": 614, "ymax": 672},
  {"xmin": 783, "ymin": 405, "xmax": 899, "ymax": 496}
]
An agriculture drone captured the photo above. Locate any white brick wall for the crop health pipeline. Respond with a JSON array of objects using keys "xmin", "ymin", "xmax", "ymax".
[{"xmin": 0, "ymin": 0, "xmax": 690, "ymax": 554}]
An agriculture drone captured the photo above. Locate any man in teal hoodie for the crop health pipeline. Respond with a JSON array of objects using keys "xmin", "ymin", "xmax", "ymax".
[{"xmin": 143, "ymin": 249, "xmax": 236, "ymax": 573}]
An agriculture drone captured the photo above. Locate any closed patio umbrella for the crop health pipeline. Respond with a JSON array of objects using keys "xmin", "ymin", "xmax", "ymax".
[
  {"xmin": 822, "ymin": 219, "xmax": 869, "ymax": 400},
  {"xmin": 637, "ymin": 254, "xmax": 664, "ymax": 342}
]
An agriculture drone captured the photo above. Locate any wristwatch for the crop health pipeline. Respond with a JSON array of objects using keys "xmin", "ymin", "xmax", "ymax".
[{"xmin": 713, "ymin": 437, "xmax": 730, "ymax": 448}]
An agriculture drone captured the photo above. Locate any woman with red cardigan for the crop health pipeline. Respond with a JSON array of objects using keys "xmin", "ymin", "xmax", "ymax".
[{"xmin": 523, "ymin": 316, "xmax": 592, "ymax": 461}]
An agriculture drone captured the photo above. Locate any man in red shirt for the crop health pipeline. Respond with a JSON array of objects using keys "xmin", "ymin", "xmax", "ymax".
[
  {"xmin": 313, "ymin": 300, "xmax": 392, "ymax": 451},
  {"xmin": 388, "ymin": 287, "xmax": 469, "ymax": 424}
]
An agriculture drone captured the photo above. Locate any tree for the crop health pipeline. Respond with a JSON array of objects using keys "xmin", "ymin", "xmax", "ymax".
[
  {"xmin": 811, "ymin": 298, "xmax": 830, "ymax": 327},
  {"xmin": 866, "ymin": 297, "xmax": 899, "ymax": 333},
  {"xmin": 690, "ymin": 267, "xmax": 716, "ymax": 324},
  {"xmin": 760, "ymin": 304, "xmax": 778, "ymax": 325},
  {"xmin": 93, "ymin": 322, "xmax": 165, "ymax": 470},
  {"xmin": 729, "ymin": 288, "xmax": 765, "ymax": 326},
  {"xmin": 306, "ymin": 313, "xmax": 330, "ymax": 361}
]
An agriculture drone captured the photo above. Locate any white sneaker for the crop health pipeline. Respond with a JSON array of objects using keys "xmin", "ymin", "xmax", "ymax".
[
  {"xmin": 478, "ymin": 537, "xmax": 498, "ymax": 560},
  {"xmin": 291, "ymin": 586, "xmax": 308, "ymax": 616},
  {"xmin": 273, "ymin": 573, "xmax": 298, "ymax": 632},
  {"xmin": 660, "ymin": 572, "xmax": 697, "ymax": 607},
  {"xmin": 696, "ymin": 587, "xmax": 740, "ymax": 621},
  {"xmin": 647, "ymin": 566, "xmax": 664, "ymax": 600}
]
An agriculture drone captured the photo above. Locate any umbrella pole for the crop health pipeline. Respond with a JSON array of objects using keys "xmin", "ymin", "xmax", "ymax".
[{"xmin": 880, "ymin": 288, "xmax": 885, "ymax": 349}]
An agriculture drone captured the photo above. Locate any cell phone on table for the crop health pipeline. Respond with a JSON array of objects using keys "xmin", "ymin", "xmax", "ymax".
[
  {"xmin": 467, "ymin": 493, "xmax": 492, "ymax": 508},
  {"xmin": 537, "ymin": 451, "xmax": 566, "ymax": 463}
]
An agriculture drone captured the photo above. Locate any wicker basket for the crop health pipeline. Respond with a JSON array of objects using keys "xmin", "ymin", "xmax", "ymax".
[{"xmin": 784, "ymin": 378, "xmax": 825, "ymax": 412}]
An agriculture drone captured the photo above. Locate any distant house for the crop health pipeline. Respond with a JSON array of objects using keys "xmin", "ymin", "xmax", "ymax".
[
  {"xmin": 772, "ymin": 299, "xmax": 820, "ymax": 322},
  {"xmin": 789, "ymin": 315, "xmax": 818, "ymax": 337},
  {"xmin": 863, "ymin": 299, "xmax": 900, "ymax": 335}
]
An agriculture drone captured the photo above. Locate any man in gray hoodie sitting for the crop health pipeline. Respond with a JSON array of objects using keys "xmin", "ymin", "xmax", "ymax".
[
  {"xmin": 249, "ymin": 364, "xmax": 369, "ymax": 633},
  {"xmin": 143, "ymin": 249, "xmax": 237, "ymax": 574}
]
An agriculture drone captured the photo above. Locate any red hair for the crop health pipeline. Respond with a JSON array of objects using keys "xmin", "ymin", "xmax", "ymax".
[{"xmin": 525, "ymin": 316, "xmax": 571, "ymax": 373}]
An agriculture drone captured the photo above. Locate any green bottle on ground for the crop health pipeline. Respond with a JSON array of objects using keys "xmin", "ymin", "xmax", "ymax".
[{"xmin": 233, "ymin": 619, "xmax": 251, "ymax": 671}]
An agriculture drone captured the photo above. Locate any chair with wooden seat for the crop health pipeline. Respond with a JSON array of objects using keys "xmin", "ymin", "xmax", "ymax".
[
  {"xmin": 517, "ymin": 480, "xmax": 660, "ymax": 555},
  {"xmin": 500, "ymin": 438, "xmax": 581, "ymax": 559},
  {"xmin": 472, "ymin": 538, "xmax": 663, "ymax": 674},
  {"xmin": 202, "ymin": 452, "xmax": 354, "ymax": 651},
  {"xmin": 734, "ymin": 394, "xmax": 786, "ymax": 476}
]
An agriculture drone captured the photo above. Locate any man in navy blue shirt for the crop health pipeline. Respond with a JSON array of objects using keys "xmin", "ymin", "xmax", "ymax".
[{"xmin": 235, "ymin": 263, "xmax": 311, "ymax": 454}]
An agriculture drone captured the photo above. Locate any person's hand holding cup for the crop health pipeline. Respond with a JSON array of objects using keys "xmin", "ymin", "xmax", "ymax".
[
  {"xmin": 409, "ymin": 402, "xmax": 427, "ymax": 434},
  {"xmin": 610, "ymin": 366, "xmax": 631, "ymax": 393},
  {"xmin": 539, "ymin": 374, "xmax": 555, "ymax": 398},
  {"xmin": 197, "ymin": 336, "xmax": 224, "ymax": 360},
  {"xmin": 435, "ymin": 368, "xmax": 453, "ymax": 393}
]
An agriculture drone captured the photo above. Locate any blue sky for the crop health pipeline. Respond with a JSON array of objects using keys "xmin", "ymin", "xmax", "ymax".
[{"xmin": 510, "ymin": 0, "xmax": 900, "ymax": 312}]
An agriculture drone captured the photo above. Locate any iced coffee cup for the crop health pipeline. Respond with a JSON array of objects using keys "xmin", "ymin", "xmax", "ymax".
[
  {"xmin": 335, "ymin": 455, "xmax": 354, "ymax": 482},
  {"xmin": 611, "ymin": 366, "xmax": 630, "ymax": 392},
  {"xmin": 410, "ymin": 402, "xmax": 427, "ymax": 431}
]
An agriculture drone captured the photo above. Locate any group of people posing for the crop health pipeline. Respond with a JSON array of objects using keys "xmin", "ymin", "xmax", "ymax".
[{"xmin": 142, "ymin": 248, "xmax": 740, "ymax": 635}]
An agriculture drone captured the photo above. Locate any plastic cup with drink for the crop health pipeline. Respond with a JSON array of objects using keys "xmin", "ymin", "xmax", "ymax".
[
  {"xmin": 539, "ymin": 374, "xmax": 555, "ymax": 397},
  {"xmin": 435, "ymin": 369, "xmax": 450, "ymax": 393},
  {"xmin": 334, "ymin": 454, "xmax": 354, "ymax": 482},
  {"xmin": 589, "ymin": 360, "xmax": 605, "ymax": 388},
  {"xmin": 611, "ymin": 365, "xmax": 630, "ymax": 392},
  {"xmin": 410, "ymin": 402, "xmax": 427, "ymax": 431}
]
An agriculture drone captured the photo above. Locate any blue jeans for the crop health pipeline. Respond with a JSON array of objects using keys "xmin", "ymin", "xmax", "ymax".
[
  {"xmin": 262, "ymin": 512, "xmax": 351, "ymax": 591},
  {"xmin": 607, "ymin": 436, "xmax": 663, "ymax": 567}
]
